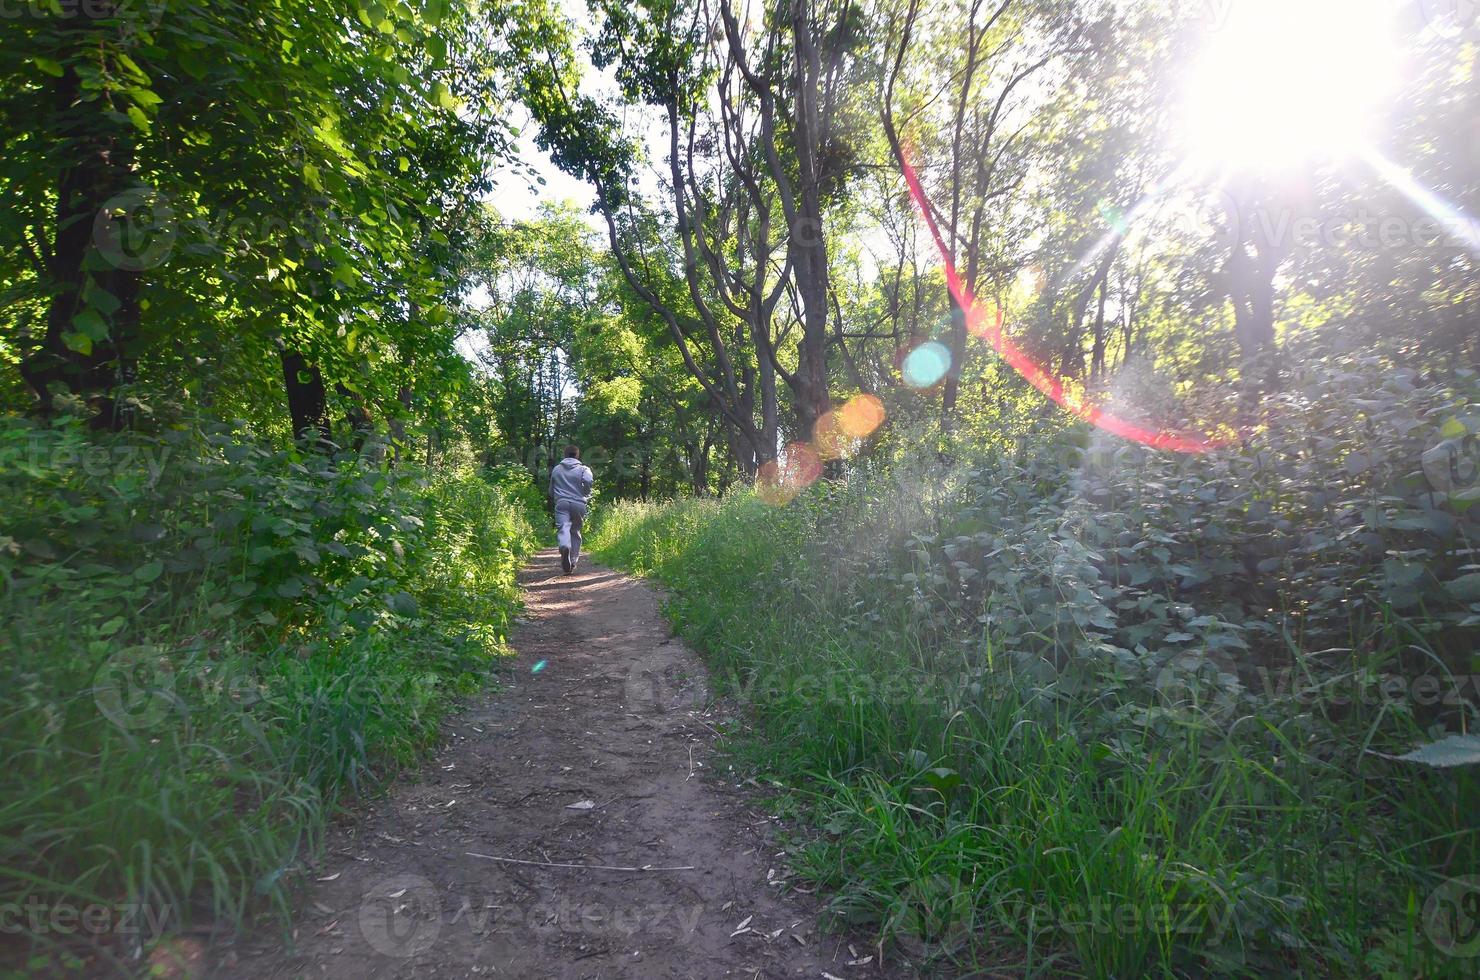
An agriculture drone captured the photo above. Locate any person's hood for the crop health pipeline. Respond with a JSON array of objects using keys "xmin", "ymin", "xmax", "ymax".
[{"xmin": 557, "ymin": 457, "xmax": 584, "ymax": 468}]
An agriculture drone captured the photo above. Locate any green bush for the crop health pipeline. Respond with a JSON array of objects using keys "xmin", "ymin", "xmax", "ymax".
[
  {"xmin": 587, "ymin": 356, "xmax": 1480, "ymax": 977},
  {"xmin": 0, "ymin": 417, "xmax": 537, "ymax": 972}
]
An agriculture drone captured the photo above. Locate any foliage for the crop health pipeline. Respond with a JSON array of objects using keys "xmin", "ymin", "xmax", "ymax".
[
  {"xmin": 0, "ymin": 416, "xmax": 538, "ymax": 971},
  {"xmin": 0, "ymin": 0, "xmax": 565, "ymax": 443},
  {"xmin": 589, "ymin": 358, "xmax": 1480, "ymax": 976},
  {"xmin": 462, "ymin": 203, "xmax": 737, "ymax": 498}
]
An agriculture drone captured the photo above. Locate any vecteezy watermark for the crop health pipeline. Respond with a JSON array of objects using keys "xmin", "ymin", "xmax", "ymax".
[
  {"xmin": 94, "ymin": 187, "xmax": 177, "ymax": 272},
  {"xmin": 0, "ymin": 0, "xmax": 168, "ymax": 27},
  {"xmin": 622, "ymin": 645, "xmax": 719, "ymax": 715},
  {"xmin": 0, "ymin": 896, "xmax": 172, "ymax": 940},
  {"xmin": 624, "ymin": 657, "xmax": 991, "ymax": 716},
  {"xmin": 896, "ymin": 874, "xmax": 972, "ymax": 959},
  {"xmin": 1213, "ymin": 195, "xmax": 1479, "ymax": 257},
  {"xmin": 622, "ymin": 647, "xmax": 687, "ymax": 714},
  {"xmin": 0, "ymin": 431, "xmax": 175, "ymax": 486},
  {"xmin": 91, "ymin": 647, "xmax": 271, "ymax": 732},
  {"xmin": 1195, "ymin": 0, "xmax": 1238, "ymax": 30},
  {"xmin": 90, "ymin": 185, "xmax": 365, "ymax": 273},
  {"xmin": 1424, "ymin": 876, "xmax": 1480, "ymax": 958},
  {"xmin": 893, "ymin": 878, "xmax": 1234, "ymax": 960},
  {"xmin": 357, "ymin": 873, "xmax": 444, "ymax": 958},
  {"xmin": 1138, "ymin": 189, "xmax": 1480, "ymax": 261},
  {"xmin": 1251, "ymin": 668, "xmax": 1480, "ymax": 711},
  {"xmin": 1423, "ymin": 427, "xmax": 1480, "ymax": 496},
  {"xmin": 355, "ymin": 874, "xmax": 703, "ymax": 958},
  {"xmin": 92, "ymin": 645, "xmax": 179, "ymax": 731}
]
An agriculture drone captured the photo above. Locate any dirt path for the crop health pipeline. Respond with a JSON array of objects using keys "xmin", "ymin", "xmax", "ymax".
[{"xmin": 227, "ymin": 550, "xmax": 900, "ymax": 979}]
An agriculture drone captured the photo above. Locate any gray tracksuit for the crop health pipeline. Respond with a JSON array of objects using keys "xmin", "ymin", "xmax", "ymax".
[
  {"xmin": 550, "ymin": 457, "xmax": 593, "ymax": 505},
  {"xmin": 551, "ymin": 457, "xmax": 593, "ymax": 559}
]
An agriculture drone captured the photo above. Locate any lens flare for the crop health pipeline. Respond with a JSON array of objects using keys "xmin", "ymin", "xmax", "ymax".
[
  {"xmin": 836, "ymin": 394, "xmax": 885, "ymax": 438},
  {"xmin": 966, "ymin": 301, "xmax": 1004, "ymax": 341},
  {"xmin": 902, "ymin": 341, "xmax": 951, "ymax": 389},
  {"xmin": 1363, "ymin": 148, "xmax": 1480, "ymax": 256},
  {"xmin": 755, "ymin": 461, "xmax": 795, "ymax": 506},
  {"xmin": 1096, "ymin": 198, "xmax": 1130, "ymax": 236},
  {"xmin": 756, "ymin": 442, "xmax": 824, "ymax": 506},
  {"xmin": 813, "ymin": 410, "xmax": 848, "ymax": 460},
  {"xmin": 894, "ymin": 145, "xmax": 1228, "ymax": 454}
]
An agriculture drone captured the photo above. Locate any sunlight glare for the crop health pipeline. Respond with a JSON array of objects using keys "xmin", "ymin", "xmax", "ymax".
[
  {"xmin": 1363, "ymin": 147, "xmax": 1480, "ymax": 256},
  {"xmin": 1181, "ymin": 0, "xmax": 1401, "ymax": 172}
]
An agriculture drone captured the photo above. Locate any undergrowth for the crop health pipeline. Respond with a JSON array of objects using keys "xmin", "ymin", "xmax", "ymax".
[
  {"xmin": 0, "ymin": 417, "xmax": 539, "ymax": 974},
  {"xmin": 588, "ymin": 361, "xmax": 1480, "ymax": 978}
]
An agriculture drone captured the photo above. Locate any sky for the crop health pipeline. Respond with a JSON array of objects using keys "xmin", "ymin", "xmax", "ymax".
[
  {"xmin": 458, "ymin": 1, "xmax": 666, "ymax": 369},
  {"xmin": 485, "ymin": 129, "xmax": 596, "ymax": 226}
]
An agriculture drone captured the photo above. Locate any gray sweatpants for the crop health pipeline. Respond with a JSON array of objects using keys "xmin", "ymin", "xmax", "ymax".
[{"xmin": 554, "ymin": 498, "xmax": 588, "ymax": 563}]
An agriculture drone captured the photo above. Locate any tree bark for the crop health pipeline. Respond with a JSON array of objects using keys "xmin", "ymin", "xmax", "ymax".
[
  {"xmin": 1224, "ymin": 182, "xmax": 1288, "ymax": 409},
  {"xmin": 281, "ymin": 350, "xmax": 331, "ymax": 447},
  {"xmin": 20, "ymin": 5, "xmax": 142, "ymax": 428}
]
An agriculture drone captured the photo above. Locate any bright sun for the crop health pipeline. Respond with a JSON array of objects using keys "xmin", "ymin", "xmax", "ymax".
[{"xmin": 1181, "ymin": 0, "xmax": 1402, "ymax": 173}]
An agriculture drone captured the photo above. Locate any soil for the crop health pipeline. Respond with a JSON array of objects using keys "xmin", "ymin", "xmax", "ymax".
[{"xmin": 222, "ymin": 549, "xmax": 904, "ymax": 979}]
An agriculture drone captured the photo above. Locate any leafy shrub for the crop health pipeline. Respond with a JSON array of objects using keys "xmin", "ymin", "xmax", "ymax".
[
  {"xmin": 588, "ymin": 355, "xmax": 1480, "ymax": 976},
  {"xmin": 0, "ymin": 417, "xmax": 537, "ymax": 972}
]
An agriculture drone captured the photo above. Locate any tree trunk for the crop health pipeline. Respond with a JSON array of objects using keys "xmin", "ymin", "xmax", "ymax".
[
  {"xmin": 281, "ymin": 350, "xmax": 331, "ymax": 447},
  {"xmin": 1224, "ymin": 185, "xmax": 1286, "ymax": 409},
  {"xmin": 788, "ymin": 4, "xmax": 834, "ymax": 442},
  {"xmin": 941, "ymin": 298, "xmax": 967, "ymax": 436},
  {"xmin": 21, "ymin": 10, "xmax": 142, "ymax": 428}
]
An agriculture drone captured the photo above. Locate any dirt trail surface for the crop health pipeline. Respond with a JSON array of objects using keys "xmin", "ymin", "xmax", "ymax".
[{"xmin": 227, "ymin": 550, "xmax": 900, "ymax": 979}]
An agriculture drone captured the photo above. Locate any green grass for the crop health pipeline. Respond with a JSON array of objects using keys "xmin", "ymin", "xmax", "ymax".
[
  {"xmin": 589, "ymin": 488, "xmax": 1478, "ymax": 978},
  {"xmin": 0, "ymin": 420, "xmax": 539, "ymax": 974}
]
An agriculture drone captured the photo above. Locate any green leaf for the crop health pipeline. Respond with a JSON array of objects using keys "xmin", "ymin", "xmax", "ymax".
[
  {"xmin": 1440, "ymin": 417, "xmax": 1468, "ymax": 439},
  {"xmin": 179, "ymin": 48, "xmax": 209, "ymax": 79},
  {"xmin": 114, "ymin": 53, "xmax": 147, "ymax": 81},
  {"xmin": 34, "ymin": 57, "xmax": 65, "ymax": 78},
  {"xmin": 84, "ymin": 282, "xmax": 122, "ymax": 317},
  {"xmin": 431, "ymin": 81, "xmax": 458, "ymax": 110},
  {"xmin": 134, "ymin": 561, "xmax": 164, "ymax": 583},
  {"xmin": 1444, "ymin": 573, "xmax": 1480, "ymax": 603},
  {"xmin": 922, "ymin": 767, "xmax": 962, "ymax": 794},
  {"xmin": 73, "ymin": 309, "xmax": 108, "ymax": 339},
  {"xmin": 1376, "ymin": 734, "xmax": 1480, "ymax": 768},
  {"xmin": 62, "ymin": 332, "xmax": 93, "ymax": 356},
  {"xmin": 127, "ymin": 87, "xmax": 163, "ymax": 108},
  {"xmin": 126, "ymin": 105, "xmax": 152, "ymax": 134}
]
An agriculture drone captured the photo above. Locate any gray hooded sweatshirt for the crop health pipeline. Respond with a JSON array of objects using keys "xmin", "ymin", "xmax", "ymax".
[{"xmin": 550, "ymin": 456, "xmax": 594, "ymax": 504}]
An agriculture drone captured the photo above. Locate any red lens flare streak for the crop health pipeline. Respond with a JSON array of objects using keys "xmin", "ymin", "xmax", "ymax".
[{"xmin": 896, "ymin": 149, "xmax": 1228, "ymax": 454}]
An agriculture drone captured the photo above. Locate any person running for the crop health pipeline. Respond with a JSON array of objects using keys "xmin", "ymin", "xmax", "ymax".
[{"xmin": 550, "ymin": 444, "xmax": 593, "ymax": 574}]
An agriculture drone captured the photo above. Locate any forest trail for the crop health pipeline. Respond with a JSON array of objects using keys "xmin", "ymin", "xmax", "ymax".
[{"xmin": 229, "ymin": 550, "xmax": 898, "ymax": 979}]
